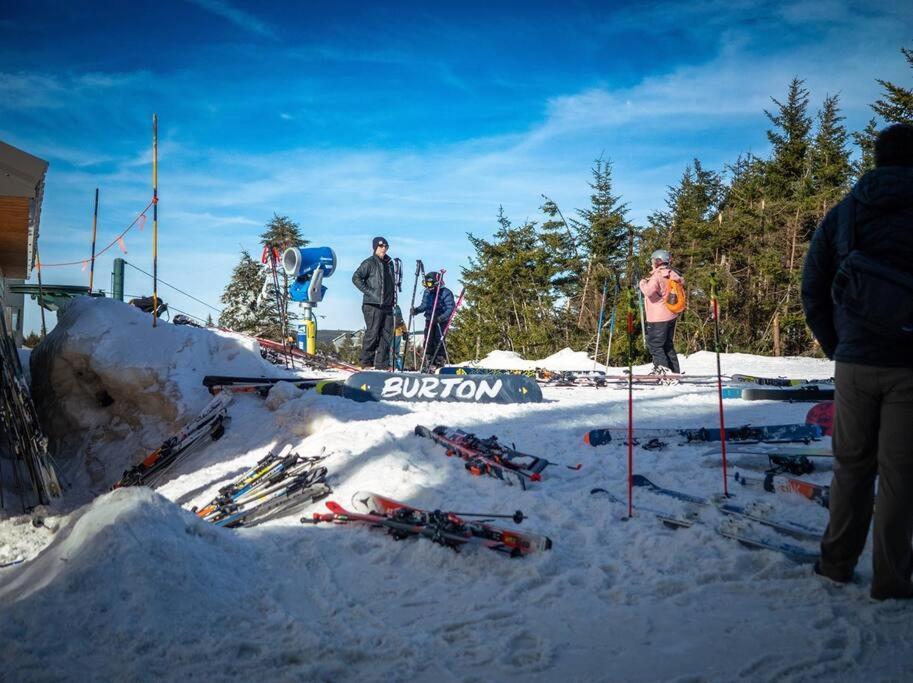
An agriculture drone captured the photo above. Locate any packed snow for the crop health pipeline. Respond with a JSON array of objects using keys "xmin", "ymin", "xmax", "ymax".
[{"xmin": 2, "ymin": 298, "xmax": 912, "ymax": 682}]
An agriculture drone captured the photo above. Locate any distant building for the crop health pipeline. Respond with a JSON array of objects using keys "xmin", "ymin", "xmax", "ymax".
[
  {"xmin": 0, "ymin": 140, "xmax": 48, "ymax": 345},
  {"xmin": 332, "ymin": 329, "xmax": 363, "ymax": 352}
]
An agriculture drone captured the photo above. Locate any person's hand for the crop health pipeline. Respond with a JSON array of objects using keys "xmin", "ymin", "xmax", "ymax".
[{"xmin": 410, "ymin": 307, "xmax": 418, "ymax": 316}]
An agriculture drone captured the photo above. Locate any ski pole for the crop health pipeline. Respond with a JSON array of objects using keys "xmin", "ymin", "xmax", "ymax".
[
  {"xmin": 403, "ymin": 260, "xmax": 424, "ymax": 371},
  {"xmin": 710, "ymin": 273, "xmax": 729, "ymax": 497},
  {"xmin": 637, "ymin": 288, "xmax": 647, "ymax": 351},
  {"xmin": 418, "ymin": 269, "xmax": 445, "ymax": 373},
  {"xmin": 389, "ymin": 258, "xmax": 403, "ymax": 372},
  {"xmin": 626, "ymin": 286, "xmax": 636, "ymax": 519},
  {"xmin": 430, "ymin": 286, "xmax": 464, "ymax": 366},
  {"xmin": 593, "ymin": 278, "xmax": 608, "ymax": 372},
  {"xmin": 605, "ymin": 277, "xmax": 620, "ymax": 368}
]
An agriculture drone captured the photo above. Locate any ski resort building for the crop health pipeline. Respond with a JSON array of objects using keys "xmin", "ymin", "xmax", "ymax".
[{"xmin": 0, "ymin": 140, "xmax": 48, "ymax": 345}]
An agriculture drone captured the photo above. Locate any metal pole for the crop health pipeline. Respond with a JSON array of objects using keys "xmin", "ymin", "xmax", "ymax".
[
  {"xmin": 35, "ymin": 245, "xmax": 47, "ymax": 339},
  {"xmin": 152, "ymin": 114, "xmax": 159, "ymax": 328},
  {"xmin": 593, "ymin": 279, "xmax": 608, "ymax": 371},
  {"xmin": 89, "ymin": 188, "xmax": 99, "ymax": 293}
]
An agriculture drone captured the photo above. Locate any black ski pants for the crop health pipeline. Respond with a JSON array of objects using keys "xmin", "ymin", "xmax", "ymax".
[
  {"xmin": 360, "ymin": 304, "xmax": 394, "ymax": 368},
  {"xmin": 422, "ymin": 319, "xmax": 446, "ymax": 369},
  {"xmin": 645, "ymin": 319, "xmax": 680, "ymax": 373},
  {"xmin": 819, "ymin": 362, "xmax": 913, "ymax": 600}
]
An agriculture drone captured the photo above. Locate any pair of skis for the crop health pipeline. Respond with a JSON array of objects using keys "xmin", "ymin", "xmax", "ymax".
[
  {"xmin": 114, "ymin": 394, "xmax": 231, "ymax": 488},
  {"xmin": 202, "ymin": 374, "xmax": 328, "ymax": 396},
  {"xmin": 193, "ymin": 445, "xmax": 330, "ymax": 527},
  {"xmin": 584, "ymin": 423, "xmax": 822, "ymax": 447},
  {"xmin": 303, "ymin": 491, "xmax": 551, "ymax": 557},
  {"xmin": 415, "ymin": 425, "xmax": 581, "ymax": 489},
  {"xmin": 592, "ymin": 475, "xmax": 822, "ymax": 562}
]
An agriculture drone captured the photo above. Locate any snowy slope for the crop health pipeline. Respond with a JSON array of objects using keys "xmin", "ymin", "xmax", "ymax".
[{"xmin": 2, "ymin": 336, "xmax": 912, "ymax": 681}]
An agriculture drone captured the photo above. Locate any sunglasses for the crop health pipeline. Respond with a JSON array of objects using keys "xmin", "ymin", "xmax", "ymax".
[{"xmin": 377, "ymin": 243, "xmax": 388, "ymax": 248}]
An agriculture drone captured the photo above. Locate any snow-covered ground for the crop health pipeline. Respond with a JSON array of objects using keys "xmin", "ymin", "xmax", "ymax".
[{"xmin": 2, "ymin": 309, "xmax": 912, "ymax": 682}]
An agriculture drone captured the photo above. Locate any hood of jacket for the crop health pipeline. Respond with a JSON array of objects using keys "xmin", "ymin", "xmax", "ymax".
[{"xmin": 852, "ymin": 166, "xmax": 913, "ymax": 211}]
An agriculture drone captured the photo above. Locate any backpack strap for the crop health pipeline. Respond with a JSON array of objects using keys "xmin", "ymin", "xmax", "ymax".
[{"xmin": 835, "ymin": 196, "xmax": 856, "ymax": 261}]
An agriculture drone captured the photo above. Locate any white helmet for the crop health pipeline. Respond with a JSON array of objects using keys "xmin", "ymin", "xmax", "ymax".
[{"xmin": 650, "ymin": 249, "xmax": 671, "ymax": 264}]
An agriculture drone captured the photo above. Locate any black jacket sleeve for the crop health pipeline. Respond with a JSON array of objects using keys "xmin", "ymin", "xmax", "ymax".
[
  {"xmin": 801, "ymin": 211, "xmax": 839, "ymax": 358},
  {"xmin": 352, "ymin": 258, "xmax": 371, "ymax": 296}
]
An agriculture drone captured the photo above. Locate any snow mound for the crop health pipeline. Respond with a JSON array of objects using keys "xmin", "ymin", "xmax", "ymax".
[
  {"xmin": 0, "ymin": 488, "xmax": 328, "ymax": 680},
  {"xmin": 537, "ymin": 347, "xmax": 602, "ymax": 371},
  {"xmin": 28, "ymin": 297, "xmax": 281, "ymax": 494}
]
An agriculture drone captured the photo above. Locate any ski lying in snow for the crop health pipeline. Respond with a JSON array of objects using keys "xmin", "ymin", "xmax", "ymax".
[
  {"xmin": 584, "ymin": 423, "xmax": 822, "ymax": 447},
  {"xmin": 591, "ymin": 487, "xmax": 819, "ymax": 562},
  {"xmin": 739, "ymin": 386, "xmax": 834, "ymax": 402},
  {"xmin": 114, "ymin": 394, "xmax": 231, "ymax": 488},
  {"xmin": 193, "ymin": 446, "xmax": 331, "ymax": 527},
  {"xmin": 202, "ymin": 375, "xmax": 327, "ymax": 392},
  {"xmin": 303, "ymin": 492, "xmax": 552, "ymax": 557},
  {"xmin": 730, "ymin": 373, "xmax": 834, "ymax": 387},
  {"xmin": 701, "ymin": 445, "xmax": 832, "ymax": 458},
  {"xmin": 631, "ymin": 474, "xmax": 824, "ymax": 541},
  {"xmin": 415, "ymin": 425, "xmax": 580, "ymax": 488},
  {"xmin": 733, "ymin": 471, "xmax": 830, "ymax": 509},
  {"xmin": 715, "ymin": 518, "xmax": 818, "ymax": 562}
]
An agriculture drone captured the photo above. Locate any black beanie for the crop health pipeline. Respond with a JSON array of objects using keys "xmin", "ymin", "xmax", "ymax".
[
  {"xmin": 875, "ymin": 123, "xmax": 913, "ymax": 168},
  {"xmin": 372, "ymin": 236, "xmax": 388, "ymax": 250}
]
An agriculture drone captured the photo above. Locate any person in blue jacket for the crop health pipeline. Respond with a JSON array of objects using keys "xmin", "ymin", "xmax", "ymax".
[{"xmin": 411, "ymin": 271, "xmax": 455, "ymax": 370}]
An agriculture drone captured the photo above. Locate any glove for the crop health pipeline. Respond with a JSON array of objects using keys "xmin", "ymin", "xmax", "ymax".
[
  {"xmin": 436, "ymin": 315, "xmax": 449, "ymax": 325},
  {"xmin": 410, "ymin": 307, "xmax": 418, "ymax": 316}
]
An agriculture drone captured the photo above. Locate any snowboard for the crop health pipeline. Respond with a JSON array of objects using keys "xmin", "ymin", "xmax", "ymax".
[
  {"xmin": 342, "ymin": 371, "xmax": 543, "ymax": 404},
  {"xmin": 805, "ymin": 401, "xmax": 834, "ymax": 437}
]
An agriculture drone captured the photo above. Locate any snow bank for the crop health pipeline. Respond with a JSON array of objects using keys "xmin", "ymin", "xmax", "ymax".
[{"xmin": 28, "ymin": 297, "xmax": 282, "ymax": 494}]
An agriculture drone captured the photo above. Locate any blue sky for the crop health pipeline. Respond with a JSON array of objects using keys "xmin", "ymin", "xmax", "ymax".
[{"xmin": 1, "ymin": 0, "xmax": 910, "ymax": 333}]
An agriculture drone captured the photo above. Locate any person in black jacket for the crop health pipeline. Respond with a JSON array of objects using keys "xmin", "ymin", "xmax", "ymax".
[
  {"xmin": 801, "ymin": 123, "xmax": 913, "ymax": 601},
  {"xmin": 412, "ymin": 271, "xmax": 455, "ymax": 370},
  {"xmin": 352, "ymin": 236, "xmax": 396, "ymax": 368}
]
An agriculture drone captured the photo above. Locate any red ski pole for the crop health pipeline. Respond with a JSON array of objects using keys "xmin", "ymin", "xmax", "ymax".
[
  {"xmin": 626, "ymin": 288, "xmax": 636, "ymax": 518},
  {"xmin": 711, "ymin": 274, "xmax": 729, "ymax": 497}
]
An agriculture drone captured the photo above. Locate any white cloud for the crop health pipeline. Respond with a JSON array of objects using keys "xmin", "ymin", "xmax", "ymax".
[{"xmin": 185, "ymin": 0, "xmax": 278, "ymax": 40}]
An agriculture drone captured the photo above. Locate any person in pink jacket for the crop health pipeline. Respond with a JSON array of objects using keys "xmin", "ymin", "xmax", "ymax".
[{"xmin": 638, "ymin": 249, "xmax": 684, "ymax": 373}]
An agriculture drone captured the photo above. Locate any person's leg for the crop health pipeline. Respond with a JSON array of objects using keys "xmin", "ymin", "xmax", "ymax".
[
  {"xmin": 645, "ymin": 321, "xmax": 668, "ymax": 370},
  {"xmin": 662, "ymin": 318, "xmax": 681, "ymax": 373},
  {"xmin": 819, "ymin": 362, "xmax": 880, "ymax": 581},
  {"xmin": 871, "ymin": 367, "xmax": 913, "ymax": 600},
  {"xmin": 430, "ymin": 322, "xmax": 447, "ymax": 367},
  {"xmin": 373, "ymin": 307, "xmax": 394, "ymax": 369},
  {"xmin": 360, "ymin": 304, "xmax": 383, "ymax": 367},
  {"xmin": 422, "ymin": 319, "xmax": 440, "ymax": 371}
]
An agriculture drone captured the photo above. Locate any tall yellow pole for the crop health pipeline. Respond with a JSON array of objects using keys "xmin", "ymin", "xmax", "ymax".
[
  {"xmin": 89, "ymin": 188, "xmax": 99, "ymax": 293},
  {"xmin": 152, "ymin": 114, "xmax": 158, "ymax": 327}
]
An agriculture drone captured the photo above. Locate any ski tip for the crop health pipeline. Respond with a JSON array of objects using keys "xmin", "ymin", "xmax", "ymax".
[
  {"xmin": 631, "ymin": 474, "xmax": 652, "ymax": 487},
  {"xmin": 583, "ymin": 432, "xmax": 591, "ymax": 446}
]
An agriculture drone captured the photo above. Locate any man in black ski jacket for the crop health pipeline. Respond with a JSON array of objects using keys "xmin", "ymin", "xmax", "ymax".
[
  {"xmin": 412, "ymin": 271, "xmax": 455, "ymax": 370},
  {"xmin": 801, "ymin": 123, "xmax": 913, "ymax": 601},
  {"xmin": 352, "ymin": 236, "xmax": 396, "ymax": 368}
]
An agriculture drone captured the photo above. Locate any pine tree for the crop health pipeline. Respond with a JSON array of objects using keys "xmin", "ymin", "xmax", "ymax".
[
  {"xmin": 205, "ymin": 313, "xmax": 214, "ymax": 327},
  {"xmin": 574, "ymin": 159, "xmax": 630, "ymax": 338},
  {"xmin": 258, "ymin": 214, "xmax": 309, "ymax": 341},
  {"xmin": 219, "ymin": 249, "xmax": 265, "ymax": 334},
  {"xmin": 810, "ymin": 94, "xmax": 852, "ymax": 211},
  {"xmin": 872, "ymin": 47, "xmax": 913, "ymax": 125},
  {"xmin": 852, "ymin": 118, "xmax": 878, "ymax": 179},
  {"xmin": 447, "ymin": 207, "xmax": 558, "ymax": 360},
  {"xmin": 764, "ymin": 78, "xmax": 813, "ymax": 200}
]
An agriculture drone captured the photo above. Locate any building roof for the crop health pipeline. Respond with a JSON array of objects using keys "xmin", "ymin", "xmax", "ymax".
[
  {"xmin": 0, "ymin": 140, "xmax": 48, "ymax": 279},
  {"xmin": 0, "ymin": 141, "xmax": 48, "ymax": 198}
]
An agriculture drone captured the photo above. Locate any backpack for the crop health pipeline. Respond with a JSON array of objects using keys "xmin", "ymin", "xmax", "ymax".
[
  {"xmin": 831, "ymin": 197, "xmax": 913, "ymax": 340},
  {"xmin": 663, "ymin": 269, "xmax": 687, "ymax": 314}
]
